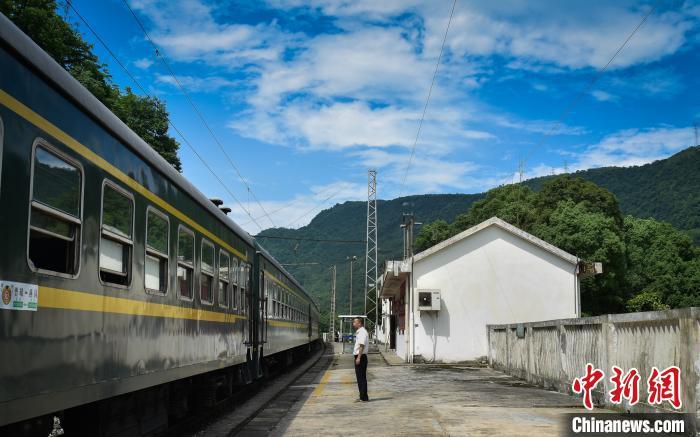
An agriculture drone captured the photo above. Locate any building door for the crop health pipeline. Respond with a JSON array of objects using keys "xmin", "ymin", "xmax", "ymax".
[{"xmin": 390, "ymin": 315, "xmax": 397, "ymax": 349}]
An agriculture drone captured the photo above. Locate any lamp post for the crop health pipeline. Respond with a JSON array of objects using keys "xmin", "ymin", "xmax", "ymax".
[{"xmin": 347, "ymin": 255, "xmax": 357, "ymax": 314}]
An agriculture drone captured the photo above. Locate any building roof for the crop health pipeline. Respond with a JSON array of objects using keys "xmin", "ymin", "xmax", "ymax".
[{"xmin": 413, "ymin": 216, "xmax": 579, "ymax": 265}]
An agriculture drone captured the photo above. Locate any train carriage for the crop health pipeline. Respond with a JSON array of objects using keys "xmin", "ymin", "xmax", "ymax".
[{"xmin": 0, "ymin": 13, "xmax": 319, "ymax": 434}]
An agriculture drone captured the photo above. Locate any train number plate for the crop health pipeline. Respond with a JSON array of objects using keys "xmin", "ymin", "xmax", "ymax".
[{"xmin": 0, "ymin": 281, "xmax": 38, "ymax": 311}]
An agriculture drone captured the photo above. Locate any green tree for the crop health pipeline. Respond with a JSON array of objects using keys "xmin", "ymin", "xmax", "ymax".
[
  {"xmin": 415, "ymin": 219, "xmax": 453, "ymax": 252},
  {"xmin": 113, "ymin": 89, "xmax": 182, "ymax": 171},
  {"xmin": 533, "ymin": 200, "xmax": 627, "ymax": 314},
  {"xmin": 1, "ymin": 0, "xmax": 182, "ymax": 171},
  {"xmin": 452, "ymin": 184, "xmax": 538, "ymax": 232},
  {"xmin": 535, "ymin": 175, "xmax": 624, "ymax": 229},
  {"xmin": 626, "ymin": 289, "xmax": 669, "ymax": 312},
  {"xmin": 624, "ymin": 216, "xmax": 700, "ymax": 309}
]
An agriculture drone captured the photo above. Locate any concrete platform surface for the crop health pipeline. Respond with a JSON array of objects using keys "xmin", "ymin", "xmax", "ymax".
[{"xmin": 263, "ymin": 350, "xmax": 606, "ymax": 436}]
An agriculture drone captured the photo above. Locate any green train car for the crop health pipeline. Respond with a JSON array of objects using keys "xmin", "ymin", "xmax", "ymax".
[{"xmin": 0, "ymin": 13, "xmax": 319, "ymax": 435}]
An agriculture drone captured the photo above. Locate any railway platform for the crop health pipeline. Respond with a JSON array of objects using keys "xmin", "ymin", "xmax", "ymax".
[{"xmin": 220, "ymin": 343, "xmax": 606, "ymax": 436}]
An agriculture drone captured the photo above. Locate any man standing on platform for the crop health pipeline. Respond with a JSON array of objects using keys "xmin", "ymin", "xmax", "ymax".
[{"xmin": 353, "ymin": 317, "xmax": 369, "ymax": 402}]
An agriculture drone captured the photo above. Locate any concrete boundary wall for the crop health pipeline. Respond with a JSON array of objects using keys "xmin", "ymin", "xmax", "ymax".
[{"xmin": 487, "ymin": 308, "xmax": 700, "ymax": 417}]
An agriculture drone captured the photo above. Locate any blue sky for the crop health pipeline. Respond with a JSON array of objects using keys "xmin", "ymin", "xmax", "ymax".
[{"xmin": 69, "ymin": 0, "xmax": 700, "ymax": 233}]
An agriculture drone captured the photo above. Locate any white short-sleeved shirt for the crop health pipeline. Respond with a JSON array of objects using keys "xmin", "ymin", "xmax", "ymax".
[{"xmin": 354, "ymin": 326, "xmax": 369, "ymax": 355}]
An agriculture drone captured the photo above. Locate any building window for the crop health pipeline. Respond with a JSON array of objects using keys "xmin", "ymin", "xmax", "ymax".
[
  {"xmin": 219, "ymin": 250, "xmax": 230, "ymax": 308},
  {"xmin": 231, "ymin": 258, "xmax": 239, "ymax": 309},
  {"xmin": 28, "ymin": 143, "xmax": 82, "ymax": 276},
  {"xmin": 177, "ymin": 226, "xmax": 194, "ymax": 299},
  {"xmin": 145, "ymin": 208, "xmax": 169, "ymax": 294},
  {"xmin": 200, "ymin": 239, "xmax": 215, "ymax": 305},
  {"xmin": 99, "ymin": 182, "xmax": 134, "ymax": 286}
]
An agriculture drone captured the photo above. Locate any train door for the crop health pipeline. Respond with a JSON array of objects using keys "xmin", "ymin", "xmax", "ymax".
[
  {"xmin": 308, "ymin": 304, "xmax": 312, "ymax": 338},
  {"xmin": 259, "ymin": 269, "xmax": 268, "ymax": 352},
  {"xmin": 249, "ymin": 250, "xmax": 267, "ymax": 378}
]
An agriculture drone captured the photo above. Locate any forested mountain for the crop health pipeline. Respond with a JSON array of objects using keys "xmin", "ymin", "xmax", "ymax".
[
  {"xmin": 258, "ymin": 146, "xmax": 700, "ymax": 329},
  {"xmin": 525, "ymin": 146, "xmax": 700, "ymax": 242}
]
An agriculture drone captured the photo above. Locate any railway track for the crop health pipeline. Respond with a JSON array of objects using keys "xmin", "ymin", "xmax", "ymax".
[{"xmin": 165, "ymin": 342, "xmax": 330, "ymax": 437}]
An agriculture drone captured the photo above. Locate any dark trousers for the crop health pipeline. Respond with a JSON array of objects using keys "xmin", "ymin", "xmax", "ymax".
[{"xmin": 354, "ymin": 354, "xmax": 369, "ymax": 401}]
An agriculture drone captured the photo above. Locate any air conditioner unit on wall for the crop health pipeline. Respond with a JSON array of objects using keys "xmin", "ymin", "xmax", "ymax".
[{"xmin": 417, "ymin": 289, "xmax": 441, "ymax": 311}]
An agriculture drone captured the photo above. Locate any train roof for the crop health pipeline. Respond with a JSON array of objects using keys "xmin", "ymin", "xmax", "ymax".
[{"xmin": 0, "ymin": 13, "xmax": 254, "ymax": 248}]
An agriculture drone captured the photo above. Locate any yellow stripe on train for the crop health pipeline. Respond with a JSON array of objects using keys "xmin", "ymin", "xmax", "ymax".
[{"xmin": 39, "ymin": 287, "xmax": 247, "ymax": 323}]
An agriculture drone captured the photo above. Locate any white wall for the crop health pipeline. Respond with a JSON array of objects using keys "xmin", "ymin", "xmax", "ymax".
[{"xmin": 411, "ymin": 225, "xmax": 578, "ymax": 363}]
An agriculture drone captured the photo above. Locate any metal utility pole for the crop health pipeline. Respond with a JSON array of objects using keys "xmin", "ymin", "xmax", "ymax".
[
  {"xmin": 329, "ymin": 264, "xmax": 336, "ymax": 339},
  {"xmin": 401, "ymin": 212, "xmax": 422, "ymax": 260},
  {"xmin": 347, "ymin": 255, "xmax": 357, "ymax": 314},
  {"xmin": 364, "ymin": 170, "xmax": 378, "ymax": 332},
  {"xmin": 518, "ymin": 160, "xmax": 524, "ymax": 183}
]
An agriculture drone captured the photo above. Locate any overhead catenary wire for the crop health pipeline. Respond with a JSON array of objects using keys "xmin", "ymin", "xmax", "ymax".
[
  {"xmin": 283, "ymin": 183, "xmax": 352, "ymax": 228},
  {"xmin": 256, "ymin": 235, "xmax": 366, "ymax": 244},
  {"xmin": 505, "ymin": 1, "xmax": 659, "ymax": 185},
  {"xmin": 119, "ymin": 0, "xmax": 277, "ymax": 229},
  {"xmin": 399, "ymin": 0, "xmax": 457, "ymax": 197},
  {"xmin": 238, "ymin": 182, "xmax": 341, "ymax": 227},
  {"xmin": 66, "ymin": 2, "xmax": 265, "ymax": 232}
]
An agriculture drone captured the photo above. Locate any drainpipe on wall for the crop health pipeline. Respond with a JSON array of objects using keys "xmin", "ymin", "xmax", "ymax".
[
  {"xmin": 404, "ymin": 290, "xmax": 410, "ymax": 363},
  {"xmin": 410, "ymin": 256, "xmax": 415, "ymax": 363}
]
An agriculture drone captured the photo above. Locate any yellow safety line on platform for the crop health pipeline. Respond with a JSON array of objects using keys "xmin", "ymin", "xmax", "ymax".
[
  {"xmin": 312, "ymin": 369, "xmax": 332, "ymax": 398},
  {"xmin": 0, "ymin": 89, "xmax": 247, "ymax": 261},
  {"xmin": 39, "ymin": 286, "xmax": 247, "ymax": 323}
]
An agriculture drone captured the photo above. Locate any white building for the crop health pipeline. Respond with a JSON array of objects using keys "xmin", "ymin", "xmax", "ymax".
[{"xmin": 378, "ymin": 217, "xmax": 594, "ymax": 363}]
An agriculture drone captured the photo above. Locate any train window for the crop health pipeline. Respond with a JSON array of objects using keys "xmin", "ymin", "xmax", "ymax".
[
  {"xmin": 200, "ymin": 239, "xmax": 215, "ymax": 305},
  {"xmin": 177, "ymin": 226, "xmax": 194, "ymax": 299},
  {"xmin": 219, "ymin": 251, "xmax": 230, "ymax": 308},
  {"xmin": 145, "ymin": 208, "xmax": 169, "ymax": 294},
  {"xmin": 28, "ymin": 144, "xmax": 82, "ymax": 276},
  {"xmin": 99, "ymin": 182, "xmax": 134, "ymax": 287},
  {"xmin": 231, "ymin": 258, "xmax": 239, "ymax": 309}
]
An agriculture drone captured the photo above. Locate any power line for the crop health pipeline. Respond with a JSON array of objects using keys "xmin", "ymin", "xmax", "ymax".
[
  {"xmin": 399, "ymin": 0, "xmax": 457, "ymax": 196},
  {"xmin": 512, "ymin": 1, "xmax": 659, "ymax": 183},
  {"xmin": 119, "ymin": 0, "xmax": 276, "ymax": 229},
  {"xmin": 284, "ymin": 184, "xmax": 351, "ymax": 228},
  {"xmin": 66, "ymin": 1, "xmax": 264, "ymax": 232},
  {"xmin": 256, "ymin": 235, "xmax": 366, "ymax": 244},
  {"xmin": 238, "ymin": 182, "xmax": 340, "ymax": 227}
]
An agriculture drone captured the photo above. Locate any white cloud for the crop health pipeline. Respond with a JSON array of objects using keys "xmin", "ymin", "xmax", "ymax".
[
  {"xmin": 228, "ymin": 180, "xmax": 367, "ymax": 233},
  {"xmin": 350, "ymin": 148, "xmax": 507, "ymax": 195},
  {"xmin": 574, "ymin": 126, "xmax": 695, "ymax": 169},
  {"xmin": 156, "ymin": 74, "xmax": 238, "ymax": 92},
  {"xmin": 272, "ymin": 0, "xmax": 698, "ymax": 70},
  {"xmin": 520, "ymin": 126, "xmax": 695, "ymax": 182},
  {"xmin": 133, "ymin": 57, "xmax": 154, "ymax": 69},
  {"xmin": 591, "ymin": 90, "xmax": 617, "ymax": 102},
  {"xmin": 130, "ymin": 0, "xmax": 294, "ymax": 67},
  {"xmin": 592, "ymin": 67, "xmax": 684, "ymax": 103},
  {"xmin": 525, "ymin": 126, "xmax": 695, "ymax": 179},
  {"xmin": 127, "ymin": 0, "xmax": 700, "ymax": 207}
]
